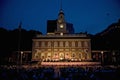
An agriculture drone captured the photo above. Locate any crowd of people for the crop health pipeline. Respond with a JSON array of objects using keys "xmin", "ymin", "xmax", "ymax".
[{"xmin": 0, "ymin": 65, "xmax": 120, "ymax": 80}]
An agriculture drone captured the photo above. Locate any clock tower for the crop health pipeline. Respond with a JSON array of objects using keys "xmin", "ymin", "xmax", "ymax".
[
  {"xmin": 55, "ymin": 9, "xmax": 68, "ymax": 35},
  {"xmin": 32, "ymin": 0, "xmax": 92, "ymax": 63}
]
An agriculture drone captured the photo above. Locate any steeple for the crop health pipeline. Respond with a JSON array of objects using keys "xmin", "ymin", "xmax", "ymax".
[
  {"xmin": 55, "ymin": 0, "xmax": 67, "ymax": 35},
  {"xmin": 58, "ymin": 0, "xmax": 65, "ymax": 22},
  {"xmin": 59, "ymin": 0, "xmax": 64, "ymax": 15}
]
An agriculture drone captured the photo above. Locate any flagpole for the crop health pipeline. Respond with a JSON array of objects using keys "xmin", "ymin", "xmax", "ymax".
[{"xmin": 17, "ymin": 22, "xmax": 22, "ymax": 68}]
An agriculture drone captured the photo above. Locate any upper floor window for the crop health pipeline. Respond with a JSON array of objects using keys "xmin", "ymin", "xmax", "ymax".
[
  {"xmin": 41, "ymin": 41, "xmax": 45, "ymax": 47},
  {"xmin": 54, "ymin": 41, "xmax": 58, "ymax": 47},
  {"xmin": 84, "ymin": 41, "xmax": 88, "ymax": 47},
  {"xmin": 35, "ymin": 41, "xmax": 39, "ymax": 47},
  {"xmin": 60, "ymin": 41, "xmax": 63, "ymax": 47},
  {"xmin": 48, "ymin": 41, "xmax": 51, "ymax": 47},
  {"xmin": 78, "ymin": 41, "xmax": 82, "ymax": 47},
  {"xmin": 65, "ymin": 41, "xmax": 69, "ymax": 47},
  {"xmin": 72, "ymin": 41, "xmax": 75, "ymax": 47}
]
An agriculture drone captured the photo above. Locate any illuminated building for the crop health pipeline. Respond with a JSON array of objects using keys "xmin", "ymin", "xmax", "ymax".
[{"xmin": 32, "ymin": 9, "xmax": 92, "ymax": 62}]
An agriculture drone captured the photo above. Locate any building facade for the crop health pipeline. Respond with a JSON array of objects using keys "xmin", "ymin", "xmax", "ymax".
[{"xmin": 32, "ymin": 9, "xmax": 92, "ymax": 62}]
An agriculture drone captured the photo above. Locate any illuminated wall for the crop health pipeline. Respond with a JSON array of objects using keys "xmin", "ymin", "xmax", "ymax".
[{"xmin": 32, "ymin": 35, "xmax": 92, "ymax": 61}]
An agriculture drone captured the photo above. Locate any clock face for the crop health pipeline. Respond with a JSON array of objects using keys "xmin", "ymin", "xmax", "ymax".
[{"xmin": 60, "ymin": 24, "xmax": 64, "ymax": 28}]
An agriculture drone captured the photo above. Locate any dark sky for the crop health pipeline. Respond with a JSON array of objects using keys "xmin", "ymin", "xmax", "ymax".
[{"xmin": 0, "ymin": 0, "xmax": 120, "ymax": 34}]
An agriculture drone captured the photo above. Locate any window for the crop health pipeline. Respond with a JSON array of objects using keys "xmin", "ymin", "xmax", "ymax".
[
  {"xmin": 72, "ymin": 53, "xmax": 75, "ymax": 58},
  {"xmin": 84, "ymin": 41, "xmax": 88, "ymax": 47},
  {"xmin": 35, "ymin": 41, "xmax": 39, "ymax": 47},
  {"xmin": 79, "ymin": 53, "xmax": 81, "ymax": 58},
  {"xmin": 84, "ymin": 49, "xmax": 88, "ymax": 53},
  {"xmin": 60, "ymin": 41, "xmax": 63, "ymax": 47},
  {"xmin": 47, "ymin": 53, "xmax": 51, "ymax": 58},
  {"xmin": 78, "ymin": 41, "xmax": 82, "ymax": 47},
  {"xmin": 41, "ymin": 41, "xmax": 45, "ymax": 47},
  {"xmin": 65, "ymin": 41, "xmax": 69, "ymax": 47},
  {"xmin": 41, "ymin": 53, "xmax": 45, "ymax": 59},
  {"xmin": 35, "ymin": 52, "xmax": 39, "ymax": 58},
  {"xmin": 72, "ymin": 41, "xmax": 75, "ymax": 47},
  {"xmin": 48, "ymin": 41, "xmax": 51, "ymax": 47},
  {"xmin": 54, "ymin": 41, "xmax": 58, "ymax": 47}
]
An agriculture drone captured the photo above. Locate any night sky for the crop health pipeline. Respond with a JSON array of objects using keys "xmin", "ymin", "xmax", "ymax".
[{"xmin": 0, "ymin": 0, "xmax": 120, "ymax": 34}]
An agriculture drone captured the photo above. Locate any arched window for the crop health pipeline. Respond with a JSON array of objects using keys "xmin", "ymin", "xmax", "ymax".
[
  {"xmin": 59, "ymin": 53, "xmax": 64, "ymax": 60},
  {"xmin": 82, "ymin": 53, "xmax": 87, "ymax": 59},
  {"xmin": 84, "ymin": 49, "xmax": 88, "ymax": 54},
  {"xmin": 79, "ymin": 53, "xmax": 81, "ymax": 59},
  {"xmin": 47, "ymin": 53, "xmax": 51, "ymax": 58},
  {"xmin": 85, "ymin": 53, "xmax": 87, "ymax": 59},
  {"xmin": 34, "ymin": 49, "xmax": 40, "ymax": 59},
  {"xmin": 54, "ymin": 52, "xmax": 58, "ymax": 59},
  {"xmin": 65, "ymin": 52, "xmax": 69, "ymax": 59},
  {"xmin": 72, "ymin": 53, "xmax": 75, "ymax": 58},
  {"xmin": 35, "ymin": 52, "xmax": 39, "ymax": 59},
  {"xmin": 41, "ymin": 53, "xmax": 45, "ymax": 59}
]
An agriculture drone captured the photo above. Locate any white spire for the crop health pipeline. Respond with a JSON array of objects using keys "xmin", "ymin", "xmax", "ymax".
[{"xmin": 59, "ymin": 0, "xmax": 64, "ymax": 15}]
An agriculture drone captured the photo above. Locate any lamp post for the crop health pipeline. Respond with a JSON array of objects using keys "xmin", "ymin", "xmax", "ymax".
[
  {"xmin": 20, "ymin": 51, "xmax": 23, "ymax": 65},
  {"xmin": 101, "ymin": 51, "xmax": 104, "ymax": 66}
]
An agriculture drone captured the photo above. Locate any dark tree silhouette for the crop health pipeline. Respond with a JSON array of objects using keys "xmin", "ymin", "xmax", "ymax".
[{"xmin": 0, "ymin": 27, "xmax": 42, "ymax": 64}]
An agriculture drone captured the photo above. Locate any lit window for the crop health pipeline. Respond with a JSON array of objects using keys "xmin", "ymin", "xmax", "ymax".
[
  {"xmin": 54, "ymin": 41, "xmax": 58, "ymax": 47},
  {"xmin": 35, "ymin": 41, "xmax": 39, "ymax": 47},
  {"xmin": 48, "ymin": 41, "xmax": 51, "ymax": 47},
  {"xmin": 78, "ymin": 41, "xmax": 82, "ymax": 47},
  {"xmin": 65, "ymin": 41, "xmax": 69, "ymax": 47},
  {"xmin": 41, "ymin": 42, "xmax": 45, "ymax": 47},
  {"xmin": 72, "ymin": 41, "xmax": 75, "ymax": 47},
  {"xmin": 84, "ymin": 41, "xmax": 88, "ymax": 47},
  {"xmin": 60, "ymin": 41, "xmax": 63, "ymax": 47},
  {"xmin": 60, "ymin": 33, "xmax": 63, "ymax": 35}
]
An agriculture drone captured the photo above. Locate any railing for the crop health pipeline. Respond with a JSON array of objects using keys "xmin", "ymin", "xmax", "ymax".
[{"xmin": 36, "ymin": 34, "xmax": 87, "ymax": 38}]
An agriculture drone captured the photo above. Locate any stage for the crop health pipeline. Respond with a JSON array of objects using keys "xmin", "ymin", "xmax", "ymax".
[{"xmin": 40, "ymin": 62, "xmax": 101, "ymax": 66}]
